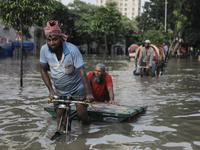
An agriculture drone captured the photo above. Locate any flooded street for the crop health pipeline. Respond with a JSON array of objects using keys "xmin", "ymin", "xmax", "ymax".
[{"xmin": 0, "ymin": 55, "xmax": 200, "ymax": 150}]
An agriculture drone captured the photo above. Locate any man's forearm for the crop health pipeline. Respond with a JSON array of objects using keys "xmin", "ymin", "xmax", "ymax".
[
  {"xmin": 78, "ymin": 68, "xmax": 92, "ymax": 94},
  {"xmin": 41, "ymin": 70, "xmax": 53, "ymax": 92},
  {"xmin": 109, "ymin": 92, "xmax": 114, "ymax": 101},
  {"xmin": 108, "ymin": 87, "xmax": 114, "ymax": 101}
]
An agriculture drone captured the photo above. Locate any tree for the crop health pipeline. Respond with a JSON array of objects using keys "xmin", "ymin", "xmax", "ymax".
[
  {"xmin": 68, "ymin": 0, "xmax": 97, "ymax": 51},
  {"xmin": 137, "ymin": 0, "xmax": 200, "ymax": 56},
  {"xmin": 0, "ymin": 0, "xmax": 54, "ymax": 87},
  {"xmin": 91, "ymin": 2, "xmax": 123, "ymax": 62},
  {"xmin": 121, "ymin": 16, "xmax": 140, "ymax": 54},
  {"xmin": 142, "ymin": 25, "xmax": 168, "ymax": 44}
]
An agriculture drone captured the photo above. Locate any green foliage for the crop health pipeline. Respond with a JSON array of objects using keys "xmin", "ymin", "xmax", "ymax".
[
  {"xmin": 49, "ymin": 1, "xmax": 140, "ymax": 54},
  {"xmin": 121, "ymin": 16, "xmax": 141, "ymax": 52},
  {"xmin": 137, "ymin": 0, "xmax": 200, "ymax": 47},
  {"xmin": 173, "ymin": 10, "xmax": 187, "ymax": 31},
  {"xmin": 142, "ymin": 25, "xmax": 168, "ymax": 44},
  {"xmin": 91, "ymin": 2, "xmax": 123, "ymax": 54},
  {"xmin": 91, "ymin": 2, "xmax": 123, "ymax": 35},
  {"xmin": 0, "ymin": 0, "xmax": 55, "ymax": 31},
  {"xmin": 22, "ymin": 27, "xmax": 32, "ymax": 39},
  {"xmin": 68, "ymin": 0, "xmax": 97, "ymax": 45}
]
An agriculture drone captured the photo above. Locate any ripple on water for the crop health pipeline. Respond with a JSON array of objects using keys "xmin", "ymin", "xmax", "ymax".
[
  {"xmin": 193, "ymin": 141, "xmax": 200, "ymax": 146},
  {"xmin": 86, "ymin": 134, "xmax": 159, "ymax": 149},
  {"xmin": 162, "ymin": 142, "xmax": 193, "ymax": 150}
]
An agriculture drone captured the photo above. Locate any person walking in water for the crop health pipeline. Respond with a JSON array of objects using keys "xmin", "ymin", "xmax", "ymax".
[{"xmin": 39, "ymin": 20, "xmax": 94, "ymax": 130}]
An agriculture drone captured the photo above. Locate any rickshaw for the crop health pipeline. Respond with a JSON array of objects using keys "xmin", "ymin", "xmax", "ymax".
[
  {"xmin": 133, "ymin": 44, "xmax": 160, "ymax": 76},
  {"xmin": 128, "ymin": 44, "xmax": 139, "ymax": 60}
]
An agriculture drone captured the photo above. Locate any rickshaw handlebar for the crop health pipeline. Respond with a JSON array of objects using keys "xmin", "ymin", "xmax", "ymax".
[
  {"xmin": 48, "ymin": 95, "xmax": 95, "ymax": 109},
  {"xmin": 137, "ymin": 65, "xmax": 149, "ymax": 69}
]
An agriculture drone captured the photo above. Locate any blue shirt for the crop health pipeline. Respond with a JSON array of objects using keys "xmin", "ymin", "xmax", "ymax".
[
  {"xmin": 40, "ymin": 42, "xmax": 84, "ymax": 95},
  {"xmin": 164, "ymin": 45, "xmax": 168, "ymax": 55}
]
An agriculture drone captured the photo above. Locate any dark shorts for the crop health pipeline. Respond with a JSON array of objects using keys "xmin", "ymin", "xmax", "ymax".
[{"xmin": 53, "ymin": 88, "xmax": 87, "ymax": 110}]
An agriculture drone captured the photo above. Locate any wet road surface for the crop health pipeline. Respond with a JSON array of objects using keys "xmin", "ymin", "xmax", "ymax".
[{"xmin": 0, "ymin": 55, "xmax": 200, "ymax": 150}]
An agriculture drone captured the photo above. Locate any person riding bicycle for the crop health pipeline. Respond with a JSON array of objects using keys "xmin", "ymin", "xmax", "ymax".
[
  {"xmin": 40, "ymin": 21, "xmax": 94, "ymax": 128},
  {"xmin": 137, "ymin": 40, "xmax": 154, "ymax": 76},
  {"xmin": 88, "ymin": 63, "xmax": 117, "ymax": 104}
]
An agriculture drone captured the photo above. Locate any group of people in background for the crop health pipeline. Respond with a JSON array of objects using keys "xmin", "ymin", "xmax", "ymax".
[{"xmin": 176, "ymin": 46, "xmax": 200, "ymax": 57}]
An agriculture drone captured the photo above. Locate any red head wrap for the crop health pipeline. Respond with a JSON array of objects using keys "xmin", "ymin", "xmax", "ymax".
[{"xmin": 44, "ymin": 20, "xmax": 68, "ymax": 42}]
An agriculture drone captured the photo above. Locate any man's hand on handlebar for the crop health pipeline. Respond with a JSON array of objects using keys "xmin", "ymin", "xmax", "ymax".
[
  {"xmin": 86, "ymin": 94, "xmax": 94, "ymax": 103},
  {"xmin": 146, "ymin": 64, "xmax": 152, "ymax": 68},
  {"xmin": 49, "ymin": 90, "xmax": 55, "ymax": 99}
]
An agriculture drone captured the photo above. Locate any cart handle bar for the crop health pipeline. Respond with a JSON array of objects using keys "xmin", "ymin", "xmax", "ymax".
[
  {"xmin": 48, "ymin": 99, "xmax": 95, "ymax": 109},
  {"xmin": 137, "ymin": 65, "xmax": 149, "ymax": 69}
]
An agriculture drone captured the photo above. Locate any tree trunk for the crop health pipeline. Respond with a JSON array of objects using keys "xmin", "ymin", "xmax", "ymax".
[
  {"xmin": 170, "ymin": 30, "xmax": 184, "ymax": 56},
  {"xmin": 96, "ymin": 43, "xmax": 99, "ymax": 54},
  {"xmin": 168, "ymin": 39, "xmax": 174, "ymax": 56},
  {"xmin": 103, "ymin": 33, "xmax": 107, "ymax": 63},
  {"xmin": 20, "ymin": 23, "xmax": 23, "ymax": 87},
  {"xmin": 108, "ymin": 44, "xmax": 111, "ymax": 55},
  {"xmin": 87, "ymin": 42, "xmax": 90, "ymax": 54},
  {"xmin": 172, "ymin": 41, "xmax": 180, "ymax": 56}
]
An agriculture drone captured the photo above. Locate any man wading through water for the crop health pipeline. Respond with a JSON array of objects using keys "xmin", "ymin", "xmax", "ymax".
[{"xmin": 39, "ymin": 20, "xmax": 94, "ymax": 130}]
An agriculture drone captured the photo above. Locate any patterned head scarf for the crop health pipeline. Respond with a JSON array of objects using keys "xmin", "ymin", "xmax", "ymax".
[{"xmin": 44, "ymin": 20, "xmax": 68, "ymax": 42}]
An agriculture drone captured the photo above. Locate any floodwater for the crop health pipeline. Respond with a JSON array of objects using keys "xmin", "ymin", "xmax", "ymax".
[{"xmin": 0, "ymin": 55, "xmax": 200, "ymax": 150}]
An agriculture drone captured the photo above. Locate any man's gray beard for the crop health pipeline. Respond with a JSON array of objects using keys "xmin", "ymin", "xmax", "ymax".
[{"xmin": 92, "ymin": 73, "xmax": 104, "ymax": 83}]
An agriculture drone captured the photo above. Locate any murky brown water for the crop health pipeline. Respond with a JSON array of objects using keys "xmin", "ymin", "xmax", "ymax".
[{"xmin": 0, "ymin": 55, "xmax": 200, "ymax": 150}]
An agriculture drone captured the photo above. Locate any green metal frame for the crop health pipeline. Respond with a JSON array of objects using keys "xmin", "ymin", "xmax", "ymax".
[{"xmin": 44, "ymin": 105, "xmax": 148, "ymax": 123}]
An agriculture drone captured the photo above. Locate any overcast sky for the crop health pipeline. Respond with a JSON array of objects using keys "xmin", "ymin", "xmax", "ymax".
[{"xmin": 61, "ymin": 0, "xmax": 150, "ymax": 12}]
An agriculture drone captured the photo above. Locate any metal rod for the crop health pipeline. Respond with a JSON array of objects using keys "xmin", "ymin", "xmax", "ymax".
[
  {"xmin": 165, "ymin": 0, "xmax": 168, "ymax": 31},
  {"xmin": 65, "ymin": 105, "xmax": 70, "ymax": 133},
  {"xmin": 58, "ymin": 115, "xmax": 63, "ymax": 131}
]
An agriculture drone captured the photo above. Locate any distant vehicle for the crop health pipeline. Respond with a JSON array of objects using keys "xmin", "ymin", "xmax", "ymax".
[
  {"xmin": 133, "ymin": 44, "xmax": 162, "ymax": 76},
  {"xmin": 12, "ymin": 40, "xmax": 34, "ymax": 57},
  {"xmin": 0, "ymin": 46, "xmax": 13, "ymax": 58},
  {"xmin": 128, "ymin": 44, "xmax": 138, "ymax": 61}
]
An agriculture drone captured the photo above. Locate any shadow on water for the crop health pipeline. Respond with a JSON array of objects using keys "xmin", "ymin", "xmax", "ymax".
[{"xmin": 0, "ymin": 55, "xmax": 200, "ymax": 149}]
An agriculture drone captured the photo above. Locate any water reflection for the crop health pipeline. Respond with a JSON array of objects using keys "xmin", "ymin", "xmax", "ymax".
[{"xmin": 0, "ymin": 55, "xmax": 200, "ymax": 149}]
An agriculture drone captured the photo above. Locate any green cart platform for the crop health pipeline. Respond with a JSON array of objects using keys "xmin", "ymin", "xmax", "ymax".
[{"xmin": 44, "ymin": 102, "xmax": 148, "ymax": 123}]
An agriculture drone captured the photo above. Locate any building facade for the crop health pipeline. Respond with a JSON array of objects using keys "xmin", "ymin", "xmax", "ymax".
[{"xmin": 97, "ymin": 0, "xmax": 141, "ymax": 20}]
